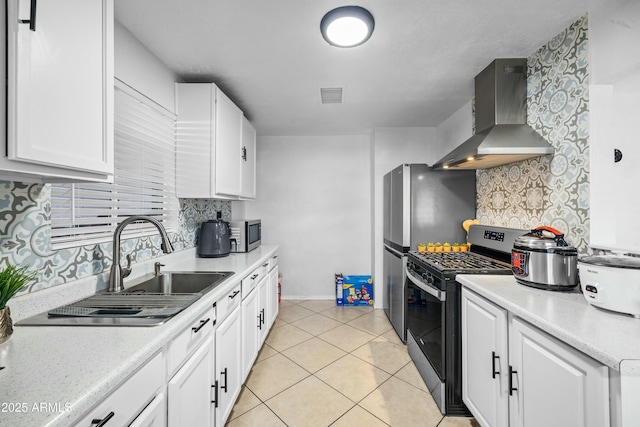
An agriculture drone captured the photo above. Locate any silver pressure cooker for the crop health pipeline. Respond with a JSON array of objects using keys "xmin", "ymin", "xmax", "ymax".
[{"xmin": 511, "ymin": 226, "xmax": 578, "ymax": 290}]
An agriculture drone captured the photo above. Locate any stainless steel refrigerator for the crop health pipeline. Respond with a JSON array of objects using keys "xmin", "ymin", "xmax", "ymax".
[{"xmin": 382, "ymin": 164, "xmax": 476, "ymax": 341}]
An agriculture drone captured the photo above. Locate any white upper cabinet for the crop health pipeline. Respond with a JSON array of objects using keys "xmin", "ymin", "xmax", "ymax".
[
  {"xmin": 4, "ymin": 0, "xmax": 114, "ymax": 183},
  {"xmin": 215, "ymin": 89, "xmax": 243, "ymax": 196},
  {"xmin": 240, "ymin": 117, "xmax": 257, "ymax": 199},
  {"xmin": 176, "ymin": 82, "xmax": 255, "ymax": 200}
]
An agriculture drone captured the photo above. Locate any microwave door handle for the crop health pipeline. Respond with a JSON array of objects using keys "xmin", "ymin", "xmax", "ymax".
[{"xmin": 406, "ymin": 269, "xmax": 446, "ymax": 302}]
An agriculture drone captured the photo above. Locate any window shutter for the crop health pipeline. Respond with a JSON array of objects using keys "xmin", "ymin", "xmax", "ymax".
[{"xmin": 50, "ymin": 81, "xmax": 178, "ymax": 249}]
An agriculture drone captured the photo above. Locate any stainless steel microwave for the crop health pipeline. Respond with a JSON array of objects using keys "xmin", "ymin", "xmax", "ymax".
[{"xmin": 229, "ymin": 220, "xmax": 261, "ymax": 253}]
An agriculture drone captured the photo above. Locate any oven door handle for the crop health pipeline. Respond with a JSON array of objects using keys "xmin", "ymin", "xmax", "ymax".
[{"xmin": 406, "ymin": 269, "xmax": 446, "ymax": 302}]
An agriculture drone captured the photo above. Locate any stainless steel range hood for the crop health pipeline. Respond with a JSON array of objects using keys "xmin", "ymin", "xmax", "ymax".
[{"xmin": 433, "ymin": 59, "xmax": 554, "ymax": 170}]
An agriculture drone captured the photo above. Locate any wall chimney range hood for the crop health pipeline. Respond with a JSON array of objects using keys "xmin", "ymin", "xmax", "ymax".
[{"xmin": 433, "ymin": 59, "xmax": 554, "ymax": 170}]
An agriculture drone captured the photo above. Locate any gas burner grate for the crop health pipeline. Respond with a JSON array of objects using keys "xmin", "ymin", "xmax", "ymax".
[{"xmin": 409, "ymin": 251, "xmax": 511, "ymax": 272}]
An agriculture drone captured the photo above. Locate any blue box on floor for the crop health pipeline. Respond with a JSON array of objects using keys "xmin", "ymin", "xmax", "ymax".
[{"xmin": 336, "ymin": 274, "xmax": 373, "ymax": 306}]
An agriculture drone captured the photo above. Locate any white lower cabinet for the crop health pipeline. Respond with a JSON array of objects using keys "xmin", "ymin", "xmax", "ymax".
[
  {"xmin": 167, "ymin": 340, "xmax": 214, "ymax": 426},
  {"xmin": 215, "ymin": 304, "xmax": 242, "ymax": 426},
  {"xmin": 267, "ymin": 256, "xmax": 279, "ymax": 332},
  {"xmin": 240, "ymin": 262, "xmax": 268, "ymax": 382},
  {"xmin": 461, "ymin": 288, "xmax": 610, "ymax": 427},
  {"xmin": 461, "ymin": 287, "xmax": 509, "ymax": 427},
  {"xmin": 166, "ymin": 305, "xmax": 216, "ymax": 426},
  {"xmin": 508, "ymin": 316, "xmax": 609, "ymax": 427},
  {"xmin": 241, "ymin": 284, "xmax": 260, "ymax": 380},
  {"xmin": 258, "ymin": 262, "xmax": 270, "ymax": 345}
]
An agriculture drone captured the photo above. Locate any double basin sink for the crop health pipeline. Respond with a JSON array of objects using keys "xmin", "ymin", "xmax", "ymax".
[{"xmin": 18, "ymin": 271, "xmax": 234, "ymax": 327}]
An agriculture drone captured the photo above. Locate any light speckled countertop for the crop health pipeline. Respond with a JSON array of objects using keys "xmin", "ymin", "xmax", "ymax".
[
  {"xmin": 457, "ymin": 274, "xmax": 640, "ymax": 371},
  {"xmin": 0, "ymin": 245, "xmax": 278, "ymax": 427}
]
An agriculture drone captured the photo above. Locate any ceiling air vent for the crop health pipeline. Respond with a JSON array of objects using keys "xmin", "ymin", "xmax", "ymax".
[{"xmin": 320, "ymin": 87, "xmax": 344, "ymax": 104}]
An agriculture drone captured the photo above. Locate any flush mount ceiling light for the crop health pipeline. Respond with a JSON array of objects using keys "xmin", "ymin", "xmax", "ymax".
[{"xmin": 320, "ymin": 6, "xmax": 375, "ymax": 48}]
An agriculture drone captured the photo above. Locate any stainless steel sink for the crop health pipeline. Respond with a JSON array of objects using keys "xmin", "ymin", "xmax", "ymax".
[
  {"xmin": 16, "ymin": 271, "xmax": 234, "ymax": 327},
  {"xmin": 124, "ymin": 271, "xmax": 234, "ymax": 295}
]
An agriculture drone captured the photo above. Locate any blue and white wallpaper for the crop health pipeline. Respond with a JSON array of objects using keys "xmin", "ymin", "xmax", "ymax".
[
  {"xmin": 0, "ymin": 180, "xmax": 231, "ymax": 295},
  {"xmin": 477, "ymin": 16, "xmax": 590, "ymax": 252}
]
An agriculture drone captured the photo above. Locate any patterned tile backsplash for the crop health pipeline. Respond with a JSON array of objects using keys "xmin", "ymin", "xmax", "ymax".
[
  {"xmin": 0, "ymin": 180, "xmax": 231, "ymax": 296},
  {"xmin": 477, "ymin": 15, "xmax": 589, "ymax": 252}
]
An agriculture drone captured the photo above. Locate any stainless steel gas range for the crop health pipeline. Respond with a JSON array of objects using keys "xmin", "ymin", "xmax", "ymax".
[{"xmin": 405, "ymin": 225, "xmax": 526, "ymax": 416}]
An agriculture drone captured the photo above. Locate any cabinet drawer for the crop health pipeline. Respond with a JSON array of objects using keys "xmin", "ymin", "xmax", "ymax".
[
  {"xmin": 74, "ymin": 352, "xmax": 163, "ymax": 427},
  {"xmin": 268, "ymin": 255, "xmax": 278, "ymax": 271},
  {"xmin": 129, "ymin": 392, "xmax": 166, "ymax": 427},
  {"xmin": 167, "ymin": 306, "xmax": 216, "ymax": 377},
  {"xmin": 241, "ymin": 264, "xmax": 266, "ymax": 298},
  {"xmin": 218, "ymin": 283, "xmax": 242, "ymax": 323}
]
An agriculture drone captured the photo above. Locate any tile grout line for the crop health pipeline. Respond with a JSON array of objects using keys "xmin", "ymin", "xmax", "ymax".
[
  {"xmin": 235, "ymin": 301, "xmax": 460, "ymax": 427},
  {"xmin": 268, "ymin": 305, "xmax": 392, "ymax": 427}
]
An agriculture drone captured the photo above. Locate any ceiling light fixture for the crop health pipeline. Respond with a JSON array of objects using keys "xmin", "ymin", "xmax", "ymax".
[{"xmin": 320, "ymin": 6, "xmax": 375, "ymax": 48}]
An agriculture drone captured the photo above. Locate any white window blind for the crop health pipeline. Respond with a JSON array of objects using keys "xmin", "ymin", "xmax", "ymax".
[{"xmin": 50, "ymin": 81, "xmax": 179, "ymax": 249}]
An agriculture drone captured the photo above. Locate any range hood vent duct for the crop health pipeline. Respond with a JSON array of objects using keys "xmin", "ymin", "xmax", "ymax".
[{"xmin": 433, "ymin": 59, "xmax": 554, "ymax": 170}]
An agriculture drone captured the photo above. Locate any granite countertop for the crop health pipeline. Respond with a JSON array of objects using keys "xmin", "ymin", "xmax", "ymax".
[
  {"xmin": 457, "ymin": 274, "xmax": 640, "ymax": 371},
  {"xmin": 0, "ymin": 245, "xmax": 278, "ymax": 427}
]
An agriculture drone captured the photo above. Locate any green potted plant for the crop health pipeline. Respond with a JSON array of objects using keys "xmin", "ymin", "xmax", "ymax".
[{"xmin": 0, "ymin": 264, "xmax": 37, "ymax": 344}]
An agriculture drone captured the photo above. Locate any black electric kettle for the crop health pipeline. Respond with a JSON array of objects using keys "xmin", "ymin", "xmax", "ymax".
[{"xmin": 198, "ymin": 219, "xmax": 231, "ymax": 258}]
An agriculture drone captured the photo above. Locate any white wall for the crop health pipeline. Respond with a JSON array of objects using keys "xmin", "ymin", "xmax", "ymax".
[
  {"xmin": 371, "ymin": 127, "xmax": 437, "ymax": 307},
  {"xmin": 239, "ymin": 135, "xmax": 372, "ymax": 300},
  {"xmin": 114, "ymin": 21, "xmax": 178, "ymax": 112},
  {"xmin": 588, "ymin": 0, "xmax": 640, "ymax": 253}
]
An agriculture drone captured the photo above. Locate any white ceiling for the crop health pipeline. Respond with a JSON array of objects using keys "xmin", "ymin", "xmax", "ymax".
[{"xmin": 114, "ymin": 0, "xmax": 587, "ymax": 136}]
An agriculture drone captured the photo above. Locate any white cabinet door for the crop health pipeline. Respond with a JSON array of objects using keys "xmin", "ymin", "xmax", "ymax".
[
  {"xmin": 240, "ymin": 117, "xmax": 256, "ymax": 199},
  {"xmin": 508, "ymin": 316, "xmax": 610, "ymax": 427},
  {"xmin": 6, "ymin": 0, "xmax": 113, "ymax": 181},
  {"xmin": 215, "ymin": 305, "xmax": 242, "ymax": 427},
  {"xmin": 175, "ymin": 83, "xmax": 245, "ymax": 199},
  {"xmin": 241, "ymin": 287, "xmax": 260, "ymax": 381},
  {"xmin": 258, "ymin": 273, "xmax": 269, "ymax": 345},
  {"xmin": 268, "ymin": 260, "xmax": 279, "ymax": 327},
  {"xmin": 215, "ymin": 89, "xmax": 243, "ymax": 196},
  {"xmin": 175, "ymin": 83, "xmax": 215, "ymax": 198},
  {"xmin": 461, "ymin": 289, "xmax": 509, "ymax": 427},
  {"xmin": 168, "ymin": 339, "xmax": 213, "ymax": 427}
]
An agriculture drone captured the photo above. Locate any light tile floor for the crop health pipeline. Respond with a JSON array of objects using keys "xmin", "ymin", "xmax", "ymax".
[{"xmin": 226, "ymin": 300, "xmax": 479, "ymax": 427}]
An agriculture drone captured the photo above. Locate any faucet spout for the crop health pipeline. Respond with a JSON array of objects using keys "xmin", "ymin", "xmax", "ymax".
[{"xmin": 108, "ymin": 216, "xmax": 174, "ymax": 293}]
